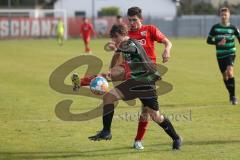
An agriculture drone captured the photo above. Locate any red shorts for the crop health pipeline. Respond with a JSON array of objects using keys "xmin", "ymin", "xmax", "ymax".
[{"xmin": 83, "ymin": 36, "xmax": 90, "ymax": 43}]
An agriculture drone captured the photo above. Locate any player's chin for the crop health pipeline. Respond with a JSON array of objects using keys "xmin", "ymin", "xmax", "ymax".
[{"xmin": 130, "ymin": 26, "xmax": 137, "ymax": 31}]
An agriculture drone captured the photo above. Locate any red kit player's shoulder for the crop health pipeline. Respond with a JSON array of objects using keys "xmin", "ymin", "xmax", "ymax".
[{"xmin": 141, "ymin": 25, "xmax": 156, "ymax": 30}]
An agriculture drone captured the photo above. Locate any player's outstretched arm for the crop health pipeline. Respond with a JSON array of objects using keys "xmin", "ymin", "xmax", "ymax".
[{"xmin": 161, "ymin": 38, "xmax": 172, "ymax": 63}]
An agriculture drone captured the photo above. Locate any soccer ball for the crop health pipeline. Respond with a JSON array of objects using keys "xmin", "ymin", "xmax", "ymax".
[{"xmin": 90, "ymin": 76, "xmax": 109, "ymax": 95}]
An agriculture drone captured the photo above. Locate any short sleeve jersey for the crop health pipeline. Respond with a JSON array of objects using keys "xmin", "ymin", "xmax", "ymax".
[{"xmin": 128, "ymin": 25, "xmax": 166, "ymax": 63}]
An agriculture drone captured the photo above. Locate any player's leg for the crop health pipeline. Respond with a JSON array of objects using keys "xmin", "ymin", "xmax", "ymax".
[
  {"xmin": 88, "ymin": 88, "xmax": 121, "ymax": 141},
  {"xmin": 225, "ymin": 55, "xmax": 237, "ymax": 104},
  {"xmin": 133, "ymin": 106, "xmax": 149, "ymax": 150},
  {"xmin": 57, "ymin": 33, "xmax": 62, "ymax": 46},
  {"xmin": 88, "ymin": 79, "xmax": 137, "ymax": 141},
  {"xmin": 83, "ymin": 37, "xmax": 91, "ymax": 53},
  {"xmin": 144, "ymin": 103, "xmax": 182, "ymax": 150},
  {"xmin": 218, "ymin": 55, "xmax": 237, "ymax": 105},
  {"xmin": 60, "ymin": 33, "xmax": 64, "ymax": 45},
  {"xmin": 139, "ymin": 83, "xmax": 181, "ymax": 150}
]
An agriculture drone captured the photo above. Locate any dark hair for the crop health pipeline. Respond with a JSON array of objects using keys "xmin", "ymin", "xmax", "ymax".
[
  {"xmin": 110, "ymin": 24, "xmax": 128, "ymax": 38},
  {"xmin": 116, "ymin": 15, "xmax": 122, "ymax": 19},
  {"xmin": 127, "ymin": 7, "xmax": 142, "ymax": 18},
  {"xmin": 82, "ymin": 17, "xmax": 86, "ymax": 21},
  {"xmin": 220, "ymin": 7, "xmax": 230, "ymax": 13}
]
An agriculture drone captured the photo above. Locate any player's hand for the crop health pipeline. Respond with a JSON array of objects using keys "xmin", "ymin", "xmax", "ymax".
[
  {"xmin": 162, "ymin": 49, "xmax": 170, "ymax": 63},
  {"xmin": 218, "ymin": 38, "xmax": 226, "ymax": 46},
  {"xmin": 104, "ymin": 41, "xmax": 117, "ymax": 52}
]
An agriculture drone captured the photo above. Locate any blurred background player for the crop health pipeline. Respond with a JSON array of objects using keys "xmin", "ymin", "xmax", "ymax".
[
  {"xmin": 127, "ymin": 6, "xmax": 173, "ymax": 150},
  {"xmin": 115, "ymin": 15, "xmax": 124, "ymax": 25},
  {"xmin": 80, "ymin": 17, "xmax": 95, "ymax": 53},
  {"xmin": 207, "ymin": 7, "xmax": 240, "ymax": 105},
  {"xmin": 56, "ymin": 18, "xmax": 64, "ymax": 46}
]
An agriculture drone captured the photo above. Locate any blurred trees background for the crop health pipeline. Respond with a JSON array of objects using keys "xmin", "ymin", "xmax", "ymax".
[{"xmin": 180, "ymin": 0, "xmax": 240, "ymax": 15}]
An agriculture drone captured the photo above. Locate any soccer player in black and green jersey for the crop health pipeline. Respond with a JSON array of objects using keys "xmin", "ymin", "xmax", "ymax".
[
  {"xmin": 207, "ymin": 7, "xmax": 240, "ymax": 105},
  {"xmin": 88, "ymin": 24, "xmax": 182, "ymax": 150}
]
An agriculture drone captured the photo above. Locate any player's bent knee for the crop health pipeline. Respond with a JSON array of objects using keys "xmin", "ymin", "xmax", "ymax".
[
  {"xmin": 159, "ymin": 115, "xmax": 165, "ymax": 123},
  {"xmin": 140, "ymin": 113, "xmax": 150, "ymax": 121},
  {"xmin": 148, "ymin": 110, "xmax": 161, "ymax": 123},
  {"xmin": 103, "ymin": 93, "xmax": 117, "ymax": 105},
  {"xmin": 226, "ymin": 67, "xmax": 234, "ymax": 78}
]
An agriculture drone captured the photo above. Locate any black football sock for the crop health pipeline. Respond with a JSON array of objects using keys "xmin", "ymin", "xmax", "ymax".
[
  {"xmin": 102, "ymin": 104, "xmax": 115, "ymax": 132},
  {"xmin": 224, "ymin": 79, "xmax": 231, "ymax": 97},
  {"xmin": 159, "ymin": 117, "xmax": 179, "ymax": 140},
  {"xmin": 227, "ymin": 77, "xmax": 235, "ymax": 97}
]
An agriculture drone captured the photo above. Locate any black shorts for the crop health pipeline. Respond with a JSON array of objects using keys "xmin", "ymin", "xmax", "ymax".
[
  {"xmin": 217, "ymin": 55, "xmax": 235, "ymax": 73},
  {"xmin": 115, "ymin": 79, "xmax": 159, "ymax": 111}
]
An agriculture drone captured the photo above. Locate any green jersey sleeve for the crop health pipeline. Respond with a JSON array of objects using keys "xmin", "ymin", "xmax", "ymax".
[{"xmin": 207, "ymin": 25, "xmax": 216, "ymax": 45}]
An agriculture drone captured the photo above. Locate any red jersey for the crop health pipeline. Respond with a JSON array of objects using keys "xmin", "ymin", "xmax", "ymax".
[
  {"xmin": 80, "ymin": 23, "xmax": 94, "ymax": 38},
  {"xmin": 128, "ymin": 25, "xmax": 166, "ymax": 63}
]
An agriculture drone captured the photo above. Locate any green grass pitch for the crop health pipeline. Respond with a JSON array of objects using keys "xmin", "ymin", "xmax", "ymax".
[{"xmin": 0, "ymin": 38, "xmax": 240, "ymax": 160}]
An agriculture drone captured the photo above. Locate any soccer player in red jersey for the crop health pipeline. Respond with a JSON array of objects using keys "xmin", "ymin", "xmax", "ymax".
[
  {"xmin": 80, "ymin": 17, "xmax": 94, "ymax": 53},
  {"xmin": 127, "ymin": 7, "xmax": 175, "ymax": 150}
]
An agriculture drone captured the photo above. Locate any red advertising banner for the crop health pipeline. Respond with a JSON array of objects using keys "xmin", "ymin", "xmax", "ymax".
[
  {"xmin": 0, "ymin": 17, "xmax": 58, "ymax": 38},
  {"xmin": 0, "ymin": 17, "xmax": 116, "ymax": 39}
]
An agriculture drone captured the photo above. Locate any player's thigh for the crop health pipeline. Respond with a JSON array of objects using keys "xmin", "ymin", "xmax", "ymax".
[
  {"xmin": 110, "ymin": 65, "xmax": 126, "ymax": 81},
  {"xmin": 140, "ymin": 96, "xmax": 159, "ymax": 112},
  {"xmin": 113, "ymin": 79, "xmax": 159, "ymax": 103},
  {"xmin": 103, "ymin": 88, "xmax": 123, "ymax": 105},
  {"xmin": 103, "ymin": 79, "xmax": 139, "ymax": 104},
  {"xmin": 83, "ymin": 36, "xmax": 90, "ymax": 43},
  {"xmin": 57, "ymin": 29, "xmax": 64, "ymax": 35},
  {"xmin": 226, "ymin": 65, "xmax": 234, "ymax": 75},
  {"xmin": 217, "ymin": 58, "xmax": 228, "ymax": 74},
  {"xmin": 113, "ymin": 79, "xmax": 143, "ymax": 101},
  {"xmin": 226, "ymin": 55, "xmax": 235, "ymax": 76},
  {"xmin": 217, "ymin": 55, "xmax": 235, "ymax": 74},
  {"xmin": 138, "ymin": 82, "xmax": 159, "ymax": 111}
]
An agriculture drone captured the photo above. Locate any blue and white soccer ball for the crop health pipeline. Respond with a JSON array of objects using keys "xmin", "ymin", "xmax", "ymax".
[{"xmin": 90, "ymin": 76, "xmax": 109, "ymax": 95}]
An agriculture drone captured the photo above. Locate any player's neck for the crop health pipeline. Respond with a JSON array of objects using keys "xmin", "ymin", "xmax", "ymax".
[
  {"xmin": 131, "ymin": 24, "xmax": 142, "ymax": 32},
  {"xmin": 220, "ymin": 21, "xmax": 230, "ymax": 26},
  {"xmin": 123, "ymin": 36, "xmax": 130, "ymax": 41}
]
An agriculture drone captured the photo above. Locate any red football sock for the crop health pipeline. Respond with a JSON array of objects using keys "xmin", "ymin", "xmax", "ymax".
[
  {"xmin": 80, "ymin": 73, "xmax": 111, "ymax": 86},
  {"xmin": 135, "ymin": 120, "xmax": 149, "ymax": 141},
  {"xmin": 80, "ymin": 75, "xmax": 96, "ymax": 86},
  {"xmin": 85, "ymin": 47, "xmax": 91, "ymax": 53}
]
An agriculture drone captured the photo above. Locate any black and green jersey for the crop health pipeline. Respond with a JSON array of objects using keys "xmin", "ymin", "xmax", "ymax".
[
  {"xmin": 207, "ymin": 23, "xmax": 240, "ymax": 59},
  {"xmin": 117, "ymin": 39, "xmax": 160, "ymax": 82}
]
